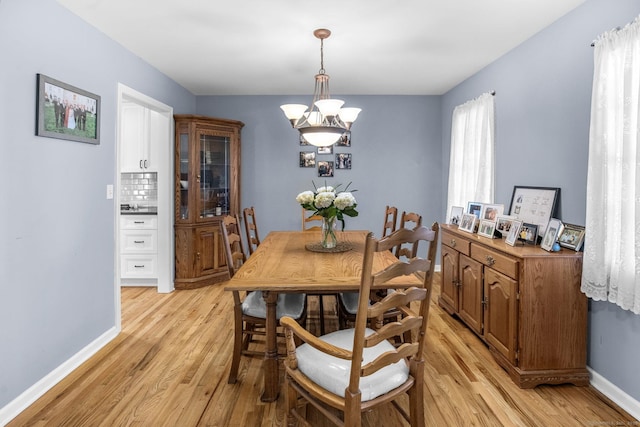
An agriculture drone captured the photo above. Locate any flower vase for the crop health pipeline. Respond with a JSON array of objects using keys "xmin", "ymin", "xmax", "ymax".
[{"xmin": 321, "ymin": 216, "xmax": 338, "ymax": 249}]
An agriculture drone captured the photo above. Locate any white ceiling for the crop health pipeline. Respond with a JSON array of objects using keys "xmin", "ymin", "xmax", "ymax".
[{"xmin": 58, "ymin": 0, "xmax": 587, "ymax": 96}]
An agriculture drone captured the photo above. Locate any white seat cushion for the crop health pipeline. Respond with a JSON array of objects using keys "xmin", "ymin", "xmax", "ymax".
[
  {"xmin": 295, "ymin": 328, "xmax": 409, "ymax": 401},
  {"xmin": 242, "ymin": 291, "xmax": 305, "ymax": 319}
]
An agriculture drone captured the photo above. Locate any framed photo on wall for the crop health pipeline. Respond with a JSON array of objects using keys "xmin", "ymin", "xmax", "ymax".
[
  {"xmin": 318, "ymin": 161, "xmax": 334, "ymax": 177},
  {"xmin": 508, "ymin": 186, "xmax": 560, "ymax": 237},
  {"xmin": 335, "ymin": 153, "xmax": 351, "ymax": 169},
  {"xmin": 336, "ymin": 131, "xmax": 351, "ymax": 146},
  {"xmin": 318, "ymin": 145, "xmax": 333, "ymax": 155},
  {"xmin": 299, "ymin": 151, "xmax": 316, "ymax": 168},
  {"xmin": 36, "ymin": 74, "xmax": 101, "ymax": 144}
]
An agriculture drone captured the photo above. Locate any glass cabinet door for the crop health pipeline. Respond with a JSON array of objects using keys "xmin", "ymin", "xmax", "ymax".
[
  {"xmin": 198, "ymin": 132, "xmax": 230, "ymax": 219},
  {"xmin": 177, "ymin": 126, "xmax": 190, "ymax": 222}
]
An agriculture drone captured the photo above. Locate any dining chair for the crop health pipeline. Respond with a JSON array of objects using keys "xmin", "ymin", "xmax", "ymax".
[
  {"xmin": 221, "ymin": 215, "xmax": 307, "ymax": 384},
  {"xmin": 281, "ymin": 223, "xmax": 439, "ymax": 427},
  {"xmin": 242, "ymin": 206, "xmax": 261, "ymax": 255},
  {"xmin": 395, "ymin": 211, "xmax": 423, "ymax": 259},
  {"xmin": 382, "ymin": 205, "xmax": 398, "ymax": 238},
  {"xmin": 302, "ymin": 208, "xmax": 323, "ymax": 231}
]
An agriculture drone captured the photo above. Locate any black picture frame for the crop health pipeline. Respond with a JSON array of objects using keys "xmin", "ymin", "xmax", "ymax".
[
  {"xmin": 299, "ymin": 151, "xmax": 316, "ymax": 168},
  {"xmin": 518, "ymin": 222, "xmax": 539, "ymax": 245},
  {"xmin": 335, "ymin": 153, "xmax": 351, "ymax": 169},
  {"xmin": 509, "ymin": 186, "xmax": 560, "ymax": 237},
  {"xmin": 336, "ymin": 131, "xmax": 351, "ymax": 146},
  {"xmin": 318, "ymin": 145, "xmax": 333, "ymax": 155},
  {"xmin": 36, "ymin": 74, "xmax": 100, "ymax": 144},
  {"xmin": 558, "ymin": 223, "xmax": 585, "ymax": 251},
  {"xmin": 318, "ymin": 161, "xmax": 334, "ymax": 177}
]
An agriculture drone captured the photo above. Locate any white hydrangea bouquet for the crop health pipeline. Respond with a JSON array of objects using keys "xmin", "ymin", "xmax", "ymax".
[{"xmin": 296, "ymin": 182, "xmax": 358, "ymax": 249}]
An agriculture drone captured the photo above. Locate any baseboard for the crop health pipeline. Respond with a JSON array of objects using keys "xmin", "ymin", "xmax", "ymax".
[
  {"xmin": 0, "ymin": 326, "xmax": 119, "ymax": 427},
  {"xmin": 588, "ymin": 367, "xmax": 640, "ymax": 421}
]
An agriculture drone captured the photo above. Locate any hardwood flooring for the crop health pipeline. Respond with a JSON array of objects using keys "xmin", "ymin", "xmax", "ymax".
[{"xmin": 8, "ymin": 275, "xmax": 636, "ymax": 426}]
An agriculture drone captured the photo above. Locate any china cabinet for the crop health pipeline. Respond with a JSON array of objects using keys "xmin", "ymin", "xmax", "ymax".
[
  {"xmin": 439, "ymin": 224, "xmax": 589, "ymax": 388},
  {"xmin": 173, "ymin": 115, "xmax": 243, "ymax": 289}
]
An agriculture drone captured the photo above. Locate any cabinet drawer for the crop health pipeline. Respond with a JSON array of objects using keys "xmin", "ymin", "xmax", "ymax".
[
  {"xmin": 471, "ymin": 244, "xmax": 519, "ymax": 280},
  {"xmin": 441, "ymin": 229, "xmax": 471, "ymax": 256},
  {"xmin": 120, "ymin": 230, "xmax": 157, "ymax": 253},
  {"xmin": 121, "ymin": 215, "xmax": 158, "ymax": 230},
  {"xmin": 121, "ymin": 255, "xmax": 158, "ymax": 278}
]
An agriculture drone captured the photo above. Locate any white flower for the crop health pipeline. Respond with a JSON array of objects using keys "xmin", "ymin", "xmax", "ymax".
[
  {"xmin": 296, "ymin": 191, "xmax": 315, "ymax": 205},
  {"xmin": 334, "ymin": 192, "xmax": 356, "ymax": 210},
  {"xmin": 314, "ymin": 191, "xmax": 336, "ymax": 209},
  {"xmin": 316, "ymin": 186, "xmax": 335, "ymax": 194}
]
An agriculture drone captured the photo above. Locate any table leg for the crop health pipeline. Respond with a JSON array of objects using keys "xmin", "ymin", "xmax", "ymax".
[{"xmin": 261, "ymin": 290, "xmax": 279, "ymax": 402}]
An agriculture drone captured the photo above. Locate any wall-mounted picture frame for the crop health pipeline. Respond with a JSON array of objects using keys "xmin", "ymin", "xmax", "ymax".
[
  {"xmin": 480, "ymin": 203, "xmax": 504, "ymax": 221},
  {"xmin": 558, "ymin": 223, "xmax": 585, "ymax": 251},
  {"xmin": 467, "ymin": 202, "xmax": 483, "ymax": 219},
  {"xmin": 36, "ymin": 74, "xmax": 100, "ymax": 144},
  {"xmin": 505, "ymin": 220, "xmax": 523, "ymax": 246},
  {"xmin": 495, "ymin": 215, "xmax": 517, "ymax": 237},
  {"xmin": 519, "ymin": 223, "xmax": 539, "ymax": 245},
  {"xmin": 478, "ymin": 219, "xmax": 496, "ymax": 238},
  {"xmin": 459, "ymin": 213, "xmax": 477, "ymax": 234},
  {"xmin": 336, "ymin": 131, "xmax": 351, "ymax": 146},
  {"xmin": 299, "ymin": 151, "xmax": 316, "ymax": 168},
  {"xmin": 448, "ymin": 206, "xmax": 464, "ymax": 225},
  {"xmin": 335, "ymin": 153, "xmax": 351, "ymax": 169},
  {"xmin": 318, "ymin": 145, "xmax": 333, "ymax": 155},
  {"xmin": 318, "ymin": 161, "xmax": 334, "ymax": 177},
  {"xmin": 541, "ymin": 218, "xmax": 564, "ymax": 251},
  {"xmin": 299, "ymin": 134, "xmax": 310, "ymax": 146},
  {"xmin": 509, "ymin": 186, "xmax": 560, "ymax": 237}
]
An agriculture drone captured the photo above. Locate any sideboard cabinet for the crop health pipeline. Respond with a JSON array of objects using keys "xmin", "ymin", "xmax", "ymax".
[
  {"xmin": 439, "ymin": 224, "xmax": 589, "ymax": 388},
  {"xmin": 174, "ymin": 115, "xmax": 244, "ymax": 289}
]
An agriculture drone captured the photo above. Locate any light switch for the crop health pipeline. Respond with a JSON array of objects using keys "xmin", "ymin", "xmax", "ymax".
[{"xmin": 106, "ymin": 184, "xmax": 114, "ymax": 199}]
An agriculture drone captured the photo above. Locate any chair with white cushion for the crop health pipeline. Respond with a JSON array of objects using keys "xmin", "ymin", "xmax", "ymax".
[
  {"xmin": 242, "ymin": 206, "xmax": 261, "ymax": 255},
  {"xmin": 221, "ymin": 214, "xmax": 307, "ymax": 384},
  {"xmin": 281, "ymin": 223, "xmax": 439, "ymax": 426}
]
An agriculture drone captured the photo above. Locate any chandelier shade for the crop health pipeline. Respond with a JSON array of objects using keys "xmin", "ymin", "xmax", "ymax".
[{"xmin": 280, "ymin": 29, "xmax": 361, "ymax": 147}]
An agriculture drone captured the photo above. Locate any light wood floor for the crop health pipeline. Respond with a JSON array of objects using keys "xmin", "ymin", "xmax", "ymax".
[{"xmin": 9, "ymin": 275, "xmax": 635, "ymax": 426}]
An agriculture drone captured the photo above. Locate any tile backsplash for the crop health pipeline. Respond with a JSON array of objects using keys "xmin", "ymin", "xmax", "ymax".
[{"xmin": 121, "ymin": 172, "xmax": 158, "ymax": 207}]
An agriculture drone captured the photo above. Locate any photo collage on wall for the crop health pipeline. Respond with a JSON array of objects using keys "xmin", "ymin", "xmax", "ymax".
[{"xmin": 299, "ymin": 132, "xmax": 352, "ymax": 177}]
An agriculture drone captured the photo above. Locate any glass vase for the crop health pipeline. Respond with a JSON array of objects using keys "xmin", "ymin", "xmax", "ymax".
[{"xmin": 321, "ymin": 216, "xmax": 338, "ymax": 249}]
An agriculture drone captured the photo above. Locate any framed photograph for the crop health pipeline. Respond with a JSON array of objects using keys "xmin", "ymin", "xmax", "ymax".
[
  {"xmin": 478, "ymin": 219, "xmax": 496, "ymax": 238},
  {"xmin": 505, "ymin": 220, "xmax": 523, "ymax": 246},
  {"xmin": 318, "ymin": 145, "xmax": 333, "ymax": 155},
  {"xmin": 336, "ymin": 131, "xmax": 351, "ymax": 146},
  {"xmin": 299, "ymin": 134, "xmax": 310, "ymax": 146},
  {"xmin": 318, "ymin": 161, "xmax": 334, "ymax": 177},
  {"xmin": 508, "ymin": 186, "xmax": 560, "ymax": 237},
  {"xmin": 541, "ymin": 218, "xmax": 564, "ymax": 251},
  {"xmin": 480, "ymin": 203, "xmax": 504, "ymax": 221},
  {"xmin": 518, "ymin": 223, "xmax": 539, "ymax": 245},
  {"xmin": 36, "ymin": 74, "xmax": 100, "ymax": 144},
  {"xmin": 448, "ymin": 206, "xmax": 464, "ymax": 225},
  {"xmin": 558, "ymin": 223, "xmax": 585, "ymax": 251},
  {"xmin": 467, "ymin": 202, "xmax": 483, "ymax": 219},
  {"xmin": 335, "ymin": 153, "xmax": 352, "ymax": 169},
  {"xmin": 495, "ymin": 215, "xmax": 517, "ymax": 237},
  {"xmin": 459, "ymin": 213, "xmax": 477, "ymax": 234},
  {"xmin": 299, "ymin": 151, "xmax": 316, "ymax": 168}
]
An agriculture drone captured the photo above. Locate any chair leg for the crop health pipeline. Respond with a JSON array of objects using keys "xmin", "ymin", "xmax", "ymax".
[
  {"xmin": 343, "ymin": 390, "xmax": 362, "ymax": 427},
  {"xmin": 285, "ymin": 374, "xmax": 299, "ymax": 427},
  {"xmin": 228, "ymin": 309, "xmax": 243, "ymax": 384},
  {"xmin": 318, "ymin": 295, "xmax": 325, "ymax": 335},
  {"xmin": 409, "ymin": 362, "xmax": 425, "ymax": 427}
]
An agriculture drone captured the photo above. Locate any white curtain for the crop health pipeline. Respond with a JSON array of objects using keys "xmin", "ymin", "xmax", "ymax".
[
  {"xmin": 446, "ymin": 93, "xmax": 495, "ymax": 217},
  {"xmin": 582, "ymin": 16, "xmax": 640, "ymax": 315}
]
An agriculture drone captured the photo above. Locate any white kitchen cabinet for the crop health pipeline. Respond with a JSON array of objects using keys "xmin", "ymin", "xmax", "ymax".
[
  {"xmin": 120, "ymin": 215, "xmax": 158, "ymax": 280},
  {"xmin": 120, "ymin": 103, "xmax": 159, "ymax": 172}
]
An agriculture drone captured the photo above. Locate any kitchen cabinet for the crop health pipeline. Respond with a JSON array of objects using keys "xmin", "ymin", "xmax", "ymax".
[
  {"xmin": 120, "ymin": 215, "xmax": 158, "ymax": 279},
  {"xmin": 438, "ymin": 224, "xmax": 589, "ymax": 388},
  {"xmin": 173, "ymin": 114, "xmax": 243, "ymax": 289},
  {"xmin": 121, "ymin": 103, "xmax": 159, "ymax": 172}
]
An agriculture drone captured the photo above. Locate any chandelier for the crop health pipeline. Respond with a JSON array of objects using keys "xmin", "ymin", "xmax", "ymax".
[{"xmin": 280, "ymin": 29, "xmax": 361, "ymax": 147}]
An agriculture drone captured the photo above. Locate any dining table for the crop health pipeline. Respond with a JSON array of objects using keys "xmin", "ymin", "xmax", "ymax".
[{"xmin": 223, "ymin": 229, "xmax": 422, "ymax": 402}]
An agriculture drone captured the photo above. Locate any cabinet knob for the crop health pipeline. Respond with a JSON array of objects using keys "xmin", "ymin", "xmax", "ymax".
[
  {"xmin": 450, "ymin": 239, "xmax": 456, "ymax": 248},
  {"xmin": 139, "ymin": 160, "xmax": 143, "ymax": 169},
  {"xmin": 196, "ymin": 252, "xmax": 201, "ymax": 259},
  {"xmin": 144, "ymin": 159, "xmax": 148, "ymax": 168},
  {"xmin": 485, "ymin": 255, "xmax": 495, "ymax": 266},
  {"xmin": 134, "ymin": 240, "xmax": 145, "ymax": 244}
]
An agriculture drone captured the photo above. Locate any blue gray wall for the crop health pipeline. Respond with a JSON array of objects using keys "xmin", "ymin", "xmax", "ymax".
[
  {"xmin": 441, "ymin": 0, "xmax": 640, "ymax": 401},
  {"xmin": 0, "ymin": 0, "xmax": 195, "ymax": 410},
  {"xmin": 1, "ymin": 0, "xmax": 639, "ymax": 417},
  {"xmin": 196, "ymin": 95, "xmax": 442, "ymax": 236}
]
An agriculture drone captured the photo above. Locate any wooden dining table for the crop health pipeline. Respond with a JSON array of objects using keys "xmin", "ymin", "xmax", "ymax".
[{"xmin": 224, "ymin": 230, "xmax": 422, "ymax": 402}]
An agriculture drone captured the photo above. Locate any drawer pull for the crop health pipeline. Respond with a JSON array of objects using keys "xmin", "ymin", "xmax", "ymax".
[
  {"xmin": 485, "ymin": 255, "xmax": 495, "ymax": 266},
  {"xmin": 450, "ymin": 239, "xmax": 457, "ymax": 248},
  {"xmin": 134, "ymin": 240, "xmax": 145, "ymax": 244},
  {"xmin": 134, "ymin": 221, "xmax": 145, "ymax": 224},
  {"xmin": 134, "ymin": 264, "xmax": 145, "ymax": 268}
]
